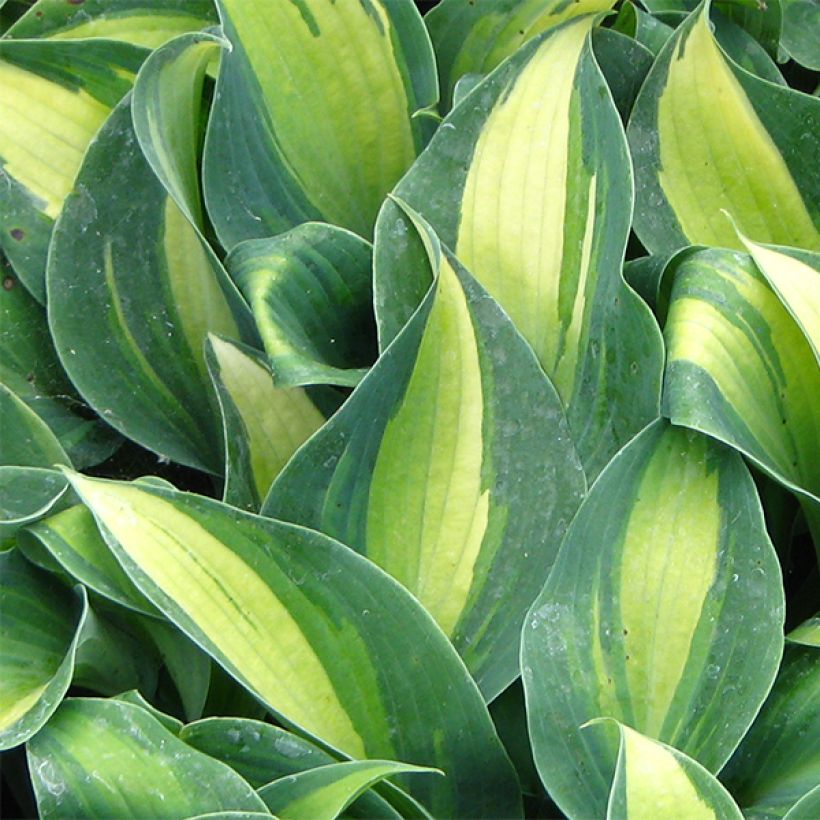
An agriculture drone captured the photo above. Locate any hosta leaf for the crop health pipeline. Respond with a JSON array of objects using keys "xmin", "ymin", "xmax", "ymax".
[
  {"xmin": 785, "ymin": 785, "xmax": 820, "ymax": 820},
  {"xmin": 258, "ymin": 761, "xmax": 436, "ymax": 820},
  {"xmin": 4, "ymin": 0, "xmax": 217, "ymax": 48},
  {"xmin": 521, "ymin": 420, "xmax": 785, "ymax": 819},
  {"xmin": 595, "ymin": 720, "xmax": 742, "ymax": 819},
  {"xmin": 720, "ymin": 642, "xmax": 820, "ymax": 817},
  {"xmin": 202, "ymin": 0, "xmax": 438, "ymax": 249},
  {"xmin": 227, "ymin": 224, "xmax": 376, "ymax": 388},
  {"xmin": 47, "ymin": 96, "xmax": 251, "ymax": 473},
  {"xmin": 374, "ymin": 17, "xmax": 664, "ymax": 478},
  {"xmin": 26, "ymin": 698, "xmax": 268, "ymax": 818},
  {"xmin": 788, "ymin": 614, "xmax": 820, "ymax": 647},
  {"xmin": 628, "ymin": 1, "xmax": 819, "ymax": 254},
  {"xmin": 0, "ymin": 38, "xmax": 143, "ymax": 301},
  {"xmin": 0, "ymin": 383, "xmax": 69, "ymax": 468},
  {"xmin": 66, "ymin": 472, "xmax": 521, "ymax": 818},
  {"xmin": 591, "ymin": 28, "xmax": 654, "ymax": 122},
  {"xmin": 0, "ymin": 467, "xmax": 70, "ymax": 540},
  {"xmin": 0, "ymin": 550, "xmax": 86, "ymax": 750},
  {"xmin": 0, "ymin": 270, "xmax": 120, "ymax": 468},
  {"xmin": 741, "ymin": 239, "xmax": 820, "ymax": 363},
  {"xmin": 205, "ymin": 336, "xmax": 326, "ymax": 512},
  {"xmin": 781, "ymin": 0, "xmax": 820, "ymax": 69},
  {"xmin": 131, "ymin": 29, "xmax": 220, "ymax": 230},
  {"xmin": 662, "ymin": 248, "xmax": 820, "ymax": 543},
  {"xmin": 265, "ymin": 231, "xmax": 585, "ymax": 701},
  {"xmin": 613, "ymin": 2, "xmax": 676, "ymax": 55},
  {"xmin": 18, "ymin": 504, "xmax": 156, "ymax": 616},
  {"xmin": 425, "ymin": 0, "xmax": 615, "ymax": 110},
  {"xmin": 114, "ymin": 689, "xmax": 183, "ymax": 734}
]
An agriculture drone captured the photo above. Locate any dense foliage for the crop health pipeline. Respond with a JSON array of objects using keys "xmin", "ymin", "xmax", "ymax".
[{"xmin": 0, "ymin": 0, "xmax": 818, "ymax": 817}]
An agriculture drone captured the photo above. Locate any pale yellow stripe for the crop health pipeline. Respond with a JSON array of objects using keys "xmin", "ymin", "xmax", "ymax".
[
  {"xmin": 209, "ymin": 336, "xmax": 324, "ymax": 497},
  {"xmin": 367, "ymin": 259, "xmax": 489, "ymax": 636},
  {"xmin": 657, "ymin": 7, "xmax": 818, "ymax": 250},
  {"xmin": 456, "ymin": 17, "xmax": 594, "ymax": 400},
  {"xmin": 620, "ymin": 726, "xmax": 716, "ymax": 819},
  {"xmin": 0, "ymin": 62, "xmax": 110, "ymax": 219},
  {"xmin": 162, "ymin": 198, "xmax": 238, "ymax": 373},
  {"xmin": 221, "ymin": 0, "xmax": 415, "ymax": 233},
  {"xmin": 73, "ymin": 477, "xmax": 365, "ymax": 758},
  {"xmin": 49, "ymin": 15, "xmax": 205, "ymax": 48},
  {"xmin": 0, "ymin": 683, "xmax": 49, "ymax": 733},
  {"xmin": 619, "ymin": 431, "xmax": 719, "ymax": 736}
]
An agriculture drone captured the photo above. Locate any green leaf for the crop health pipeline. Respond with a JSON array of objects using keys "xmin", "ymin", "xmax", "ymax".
[
  {"xmin": 0, "ymin": 383, "xmax": 70, "ymax": 469},
  {"xmin": 662, "ymin": 248, "xmax": 820, "ymax": 544},
  {"xmin": 781, "ymin": 0, "xmax": 820, "ymax": 69},
  {"xmin": 66, "ymin": 472, "xmax": 522, "ymax": 819},
  {"xmin": 425, "ymin": 0, "xmax": 616, "ymax": 110},
  {"xmin": 4, "ymin": 0, "xmax": 217, "ymax": 48},
  {"xmin": 521, "ymin": 420, "xmax": 785, "ymax": 818},
  {"xmin": 628, "ymin": 1, "xmax": 819, "ymax": 254},
  {"xmin": 612, "ymin": 2, "xmax": 677, "ymax": 55},
  {"xmin": 0, "ymin": 550, "xmax": 86, "ymax": 750},
  {"xmin": 0, "ymin": 269, "xmax": 121, "ymax": 469},
  {"xmin": 594, "ymin": 720, "xmax": 742, "ymax": 819},
  {"xmin": 18, "ymin": 504, "xmax": 157, "ymax": 616},
  {"xmin": 720, "ymin": 642, "xmax": 820, "ymax": 817},
  {"xmin": 227, "ymin": 224, "xmax": 376, "ymax": 388},
  {"xmin": 113, "ymin": 689, "xmax": 184, "ymax": 734},
  {"xmin": 205, "ymin": 335, "xmax": 326, "ymax": 512},
  {"xmin": 787, "ymin": 613, "xmax": 820, "ymax": 647},
  {"xmin": 265, "ymin": 227, "xmax": 585, "ymax": 701},
  {"xmin": 26, "ymin": 698, "xmax": 268, "ymax": 818},
  {"xmin": 202, "ymin": 0, "xmax": 438, "ymax": 248},
  {"xmin": 374, "ymin": 17, "xmax": 664, "ymax": 478},
  {"xmin": 47, "ymin": 95, "xmax": 250, "ymax": 473},
  {"xmin": 0, "ymin": 38, "xmax": 144, "ymax": 301},
  {"xmin": 784, "ymin": 785, "xmax": 820, "ymax": 820},
  {"xmin": 0, "ymin": 467, "xmax": 70, "ymax": 540},
  {"xmin": 181, "ymin": 718, "xmax": 422, "ymax": 819},
  {"xmin": 258, "ymin": 760, "xmax": 437, "ymax": 820},
  {"xmin": 591, "ymin": 28, "xmax": 655, "ymax": 122}
]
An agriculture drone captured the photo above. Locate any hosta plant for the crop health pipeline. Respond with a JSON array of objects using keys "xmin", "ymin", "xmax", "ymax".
[{"xmin": 0, "ymin": 0, "xmax": 818, "ymax": 817}]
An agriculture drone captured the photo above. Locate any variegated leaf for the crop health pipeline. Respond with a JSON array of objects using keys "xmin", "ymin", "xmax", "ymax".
[
  {"xmin": 374, "ymin": 17, "xmax": 664, "ymax": 478},
  {"xmin": 203, "ymin": 0, "xmax": 438, "ymax": 249},
  {"xmin": 66, "ymin": 472, "xmax": 522, "ymax": 819},
  {"xmin": 628, "ymin": 1, "xmax": 819, "ymax": 254},
  {"xmin": 522, "ymin": 420, "xmax": 784, "ymax": 818},
  {"xmin": 265, "ymin": 225, "xmax": 585, "ymax": 701}
]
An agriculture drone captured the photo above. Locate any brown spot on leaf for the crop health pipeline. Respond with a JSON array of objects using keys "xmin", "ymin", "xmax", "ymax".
[
  {"xmin": 3, "ymin": 276, "xmax": 15, "ymax": 291},
  {"xmin": 10, "ymin": 228, "xmax": 24, "ymax": 241}
]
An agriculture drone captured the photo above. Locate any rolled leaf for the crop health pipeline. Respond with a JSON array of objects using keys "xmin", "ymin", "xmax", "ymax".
[
  {"xmin": 0, "ymin": 467, "xmax": 70, "ymax": 540},
  {"xmin": 521, "ymin": 420, "xmax": 785, "ymax": 818},
  {"xmin": 18, "ymin": 504, "xmax": 157, "ymax": 617},
  {"xmin": 595, "ymin": 720, "xmax": 742, "ymax": 819},
  {"xmin": 374, "ymin": 17, "xmax": 664, "ymax": 478},
  {"xmin": 5, "ymin": 0, "xmax": 217, "ymax": 48},
  {"xmin": 227, "ymin": 224, "xmax": 376, "ymax": 388},
  {"xmin": 66, "ymin": 472, "xmax": 521, "ymax": 819},
  {"xmin": 47, "ymin": 96, "xmax": 249, "ymax": 473},
  {"xmin": 0, "ymin": 38, "xmax": 143, "ymax": 301},
  {"xmin": 741, "ymin": 239, "xmax": 820, "ymax": 362},
  {"xmin": 591, "ymin": 28, "xmax": 654, "ymax": 122},
  {"xmin": 425, "ymin": 0, "xmax": 615, "ymax": 110},
  {"xmin": 265, "ymin": 230, "xmax": 585, "ymax": 701},
  {"xmin": 628, "ymin": 1, "xmax": 819, "ymax": 254},
  {"xmin": 787, "ymin": 614, "xmax": 820, "ymax": 647},
  {"xmin": 662, "ymin": 248, "xmax": 820, "ymax": 542},
  {"xmin": 257, "ymin": 760, "xmax": 436, "ymax": 820},
  {"xmin": 26, "ymin": 698, "xmax": 268, "ymax": 818},
  {"xmin": 205, "ymin": 335, "xmax": 326, "ymax": 511},
  {"xmin": 202, "ymin": 0, "xmax": 438, "ymax": 248},
  {"xmin": 720, "ymin": 642, "xmax": 820, "ymax": 817},
  {"xmin": 0, "ymin": 550, "xmax": 86, "ymax": 750}
]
